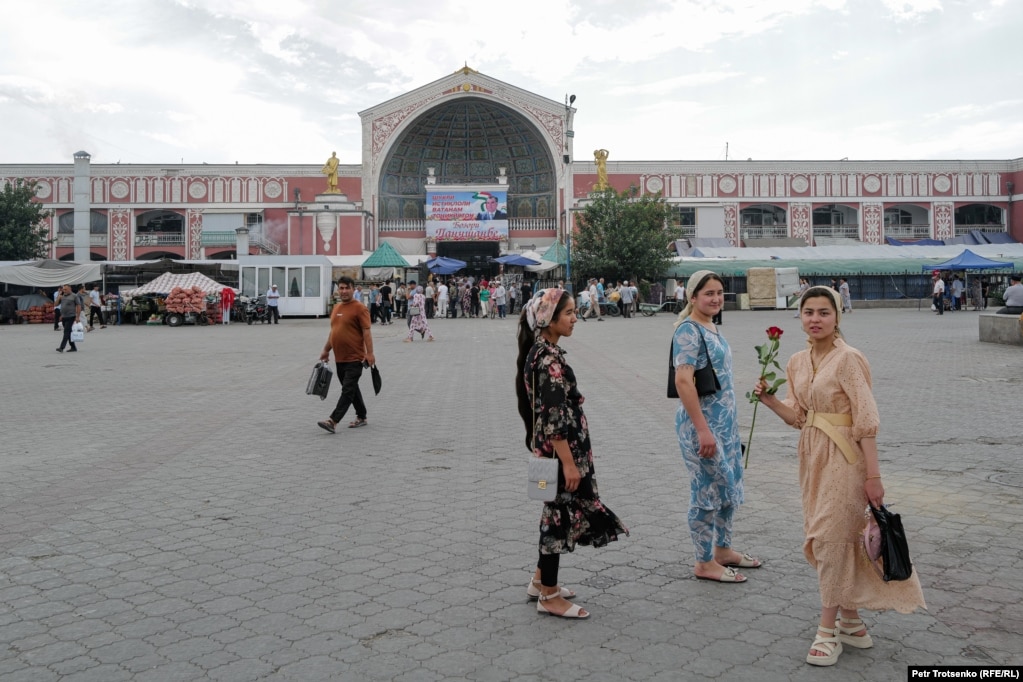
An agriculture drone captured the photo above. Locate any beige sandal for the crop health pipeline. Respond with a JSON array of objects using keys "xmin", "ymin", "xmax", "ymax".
[
  {"xmin": 806, "ymin": 625, "xmax": 843, "ymax": 666},
  {"xmin": 536, "ymin": 591, "xmax": 588, "ymax": 619},
  {"xmin": 526, "ymin": 579, "xmax": 575, "ymax": 601},
  {"xmin": 836, "ymin": 617, "xmax": 874, "ymax": 649}
]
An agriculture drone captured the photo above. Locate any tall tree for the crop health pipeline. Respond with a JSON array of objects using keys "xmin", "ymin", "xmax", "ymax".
[
  {"xmin": 571, "ymin": 186, "xmax": 681, "ymax": 285},
  {"xmin": 0, "ymin": 180, "xmax": 52, "ymax": 260}
]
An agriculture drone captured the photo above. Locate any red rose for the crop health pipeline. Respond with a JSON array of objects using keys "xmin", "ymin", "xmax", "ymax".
[{"xmin": 766, "ymin": 326, "xmax": 784, "ymax": 340}]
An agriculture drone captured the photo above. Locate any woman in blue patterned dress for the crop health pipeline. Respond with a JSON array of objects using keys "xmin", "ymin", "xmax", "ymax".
[
  {"xmin": 515, "ymin": 288, "xmax": 628, "ymax": 619},
  {"xmin": 672, "ymin": 270, "xmax": 760, "ymax": 582}
]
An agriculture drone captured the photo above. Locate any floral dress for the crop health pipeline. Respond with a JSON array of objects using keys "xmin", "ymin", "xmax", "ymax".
[
  {"xmin": 406, "ymin": 291, "xmax": 432, "ymax": 340},
  {"xmin": 525, "ymin": 339, "xmax": 628, "ymax": 554},
  {"xmin": 672, "ymin": 320, "xmax": 744, "ymax": 511}
]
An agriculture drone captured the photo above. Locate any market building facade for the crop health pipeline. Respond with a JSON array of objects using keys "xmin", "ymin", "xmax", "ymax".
[{"xmin": 2, "ymin": 67, "xmax": 1021, "ymax": 268}]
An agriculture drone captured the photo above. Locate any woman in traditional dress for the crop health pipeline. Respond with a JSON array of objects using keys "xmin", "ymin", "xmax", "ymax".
[
  {"xmin": 672, "ymin": 270, "xmax": 760, "ymax": 584},
  {"xmin": 515, "ymin": 288, "xmax": 628, "ymax": 619},
  {"xmin": 404, "ymin": 281, "xmax": 434, "ymax": 342},
  {"xmin": 754, "ymin": 286, "xmax": 925, "ymax": 666},
  {"xmin": 460, "ymin": 281, "xmax": 472, "ymax": 317}
]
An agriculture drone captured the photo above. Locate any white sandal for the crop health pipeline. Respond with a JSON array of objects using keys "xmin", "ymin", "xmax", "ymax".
[
  {"xmin": 536, "ymin": 591, "xmax": 589, "ymax": 619},
  {"xmin": 835, "ymin": 617, "xmax": 874, "ymax": 649},
  {"xmin": 806, "ymin": 625, "xmax": 843, "ymax": 666},
  {"xmin": 526, "ymin": 578, "xmax": 575, "ymax": 601}
]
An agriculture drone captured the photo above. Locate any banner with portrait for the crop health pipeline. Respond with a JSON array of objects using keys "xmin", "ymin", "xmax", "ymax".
[{"xmin": 425, "ymin": 189, "xmax": 508, "ymax": 241}]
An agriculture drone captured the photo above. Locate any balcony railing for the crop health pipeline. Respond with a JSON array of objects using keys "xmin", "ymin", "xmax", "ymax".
[
  {"xmin": 885, "ymin": 224, "xmax": 932, "ymax": 239},
  {"xmin": 136, "ymin": 232, "xmax": 185, "ymax": 246},
  {"xmin": 954, "ymin": 223, "xmax": 1006, "ymax": 237},
  {"xmin": 56, "ymin": 234, "xmax": 108, "ymax": 247},
  {"xmin": 200, "ymin": 230, "xmax": 280, "ymax": 254},
  {"xmin": 740, "ymin": 226, "xmax": 789, "ymax": 240},
  {"xmin": 200, "ymin": 231, "xmax": 237, "ymax": 246},
  {"xmin": 812, "ymin": 224, "xmax": 860, "ymax": 240}
]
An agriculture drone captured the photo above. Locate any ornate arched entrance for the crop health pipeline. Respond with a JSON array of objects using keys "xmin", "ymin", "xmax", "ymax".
[{"xmin": 378, "ymin": 97, "xmax": 556, "ymax": 223}]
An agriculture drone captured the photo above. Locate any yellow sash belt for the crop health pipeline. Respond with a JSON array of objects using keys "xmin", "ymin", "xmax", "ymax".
[{"xmin": 805, "ymin": 410, "xmax": 858, "ymax": 464}]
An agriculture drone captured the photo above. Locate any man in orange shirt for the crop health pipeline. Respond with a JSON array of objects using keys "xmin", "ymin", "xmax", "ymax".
[{"xmin": 318, "ymin": 276, "xmax": 376, "ymax": 433}]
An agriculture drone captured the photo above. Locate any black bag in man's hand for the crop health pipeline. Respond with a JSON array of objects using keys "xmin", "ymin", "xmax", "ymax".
[{"xmin": 870, "ymin": 504, "xmax": 913, "ymax": 581}]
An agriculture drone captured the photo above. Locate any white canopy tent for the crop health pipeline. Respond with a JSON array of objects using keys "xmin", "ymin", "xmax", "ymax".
[{"xmin": 0, "ymin": 259, "xmax": 102, "ymax": 288}]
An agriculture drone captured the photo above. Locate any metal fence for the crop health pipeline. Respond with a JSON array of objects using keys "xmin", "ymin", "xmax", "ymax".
[{"xmin": 698, "ymin": 273, "xmax": 935, "ymax": 302}]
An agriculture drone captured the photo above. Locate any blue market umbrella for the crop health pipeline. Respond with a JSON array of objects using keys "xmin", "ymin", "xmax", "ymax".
[
  {"xmin": 492, "ymin": 254, "xmax": 541, "ymax": 267},
  {"xmin": 426, "ymin": 256, "xmax": 466, "ymax": 275}
]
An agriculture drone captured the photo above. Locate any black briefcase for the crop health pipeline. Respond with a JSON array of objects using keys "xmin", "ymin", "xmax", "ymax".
[{"xmin": 306, "ymin": 362, "xmax": 333, "ymax": 400}]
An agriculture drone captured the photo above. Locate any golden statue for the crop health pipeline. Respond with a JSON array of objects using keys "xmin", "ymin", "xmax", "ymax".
[
  {"xmin": 593, "ymin": 149, "xmax": 609, "ymax": 191},
  {"xmin": 321, "ymin": 151, "xmax": 340, "ymax": 194}
]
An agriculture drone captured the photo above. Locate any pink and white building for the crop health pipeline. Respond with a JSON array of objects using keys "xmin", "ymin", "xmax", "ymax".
[{"xmin": 2, "ymin": 67, "xmax": 1021, "ymax": 266}]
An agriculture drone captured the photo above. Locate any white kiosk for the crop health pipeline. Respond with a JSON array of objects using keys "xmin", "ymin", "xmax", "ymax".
[{"xmin": 238, "ymin": 254, "xmax": 335, "ymax": 317}]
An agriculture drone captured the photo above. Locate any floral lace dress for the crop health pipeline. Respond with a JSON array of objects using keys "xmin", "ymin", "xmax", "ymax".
[{"xmin": 526, "ymin": 340, "xmax": 628, "ymax": 554}]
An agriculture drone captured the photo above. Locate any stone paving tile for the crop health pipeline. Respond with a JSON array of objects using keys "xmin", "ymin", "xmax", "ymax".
[{"xmin": 1, "ymin": 308, "xmax": 1021, "ymax": 679}]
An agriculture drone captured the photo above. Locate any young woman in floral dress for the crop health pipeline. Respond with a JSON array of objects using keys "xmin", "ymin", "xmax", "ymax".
[{"xmin": 515, "ymin": 288, "xmax": 628, "ymax": 619}]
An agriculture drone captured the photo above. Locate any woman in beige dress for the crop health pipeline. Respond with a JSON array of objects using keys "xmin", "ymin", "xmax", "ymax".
[{"xmin": 753, "ymin": 286, "xmax": 925, "ymax": 666}]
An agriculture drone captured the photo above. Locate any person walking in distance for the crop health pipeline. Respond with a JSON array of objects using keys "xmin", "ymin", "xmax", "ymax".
[
  {"xmin": 404, "ymin": 281, "xmax": 434, "ymax": 342},
  {"xmin": 87, "ymin": 284, "xmax": 107, "ymax": 330},
  {"xmin": 55, "ymin": 284, "xmax": 82, "ymax": 353},
  {"xmin": 53, "ymin": 287, "xmax": 62, "ymax": 331},
  {"xmin": 266, "ymin": 284, "xmax": 281, "ymax": 323},
  {"xmin": 839, "ymin": 278, "xmax": 852, "ymax": 314},
  {"xmin": 587, "ymin": 279, "xmax": 603, "ymax": 321},
  {"xmin": 931, "ymin": 271, "xmax": 945, "ymax": 315},
  {"xmin": 317, "ymin": 277, "xmax": 375, "ymax": 433}
]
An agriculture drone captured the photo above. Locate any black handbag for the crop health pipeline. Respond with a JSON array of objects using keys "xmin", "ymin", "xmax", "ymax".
[
  {"xmin": 667, "ymin": 323, "xmax": 720, "ymax": 398},
  {"xmin": 869, "ymin": 504, "xmax": 913, "ymax": 581}
]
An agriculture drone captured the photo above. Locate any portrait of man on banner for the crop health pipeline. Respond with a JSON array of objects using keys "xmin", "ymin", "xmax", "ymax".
[{"xmin": 476, "ymin": 192, "xmax": 507, "ymax": 221}]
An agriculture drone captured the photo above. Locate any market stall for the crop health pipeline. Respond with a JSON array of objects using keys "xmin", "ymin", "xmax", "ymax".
[{"xmin": 121, "ymin": 272, "xmax": 238, "ymax": 326}]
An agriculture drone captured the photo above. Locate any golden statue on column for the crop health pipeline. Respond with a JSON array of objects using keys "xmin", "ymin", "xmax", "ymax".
[
  {"xmin": 321, "ymin": 151, "xmax": 341, "ymax": 194},
  {"xmin": 593, "ymin": 149, "xmax": 609, "ymax": 191}
]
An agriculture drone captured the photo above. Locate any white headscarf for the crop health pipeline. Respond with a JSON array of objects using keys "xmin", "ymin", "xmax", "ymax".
[
  {"xmin": 799, "ymin": 285, "xmax": 844, "ymax": 336},
  {"xmin": 673, "ymin": 270, "xmax": 719, "ymax": 328}
]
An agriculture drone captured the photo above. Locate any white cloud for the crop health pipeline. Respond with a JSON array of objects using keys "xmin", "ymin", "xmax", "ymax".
[
  {"xmin": 1, "ymin": 0, "xmax": 1021, "ymax": 163},
  {"xmin": 878, "ymin": 0, "xmax": 943, "ymax": 21}
]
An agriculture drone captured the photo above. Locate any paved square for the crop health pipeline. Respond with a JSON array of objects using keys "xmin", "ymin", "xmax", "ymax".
[{"xmin": 1, "ymin": 306, "xmax": 1021, "ymax": 680}]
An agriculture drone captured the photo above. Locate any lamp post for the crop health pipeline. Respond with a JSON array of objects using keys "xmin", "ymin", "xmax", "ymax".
[{"xmin": 565, "ymin": 227, "xmax": 572, "ymax": 294}]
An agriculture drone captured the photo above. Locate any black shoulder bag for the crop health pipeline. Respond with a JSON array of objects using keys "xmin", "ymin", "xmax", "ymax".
[{"xmin": 667, "ymin": 322, "xmax": 721, "ymax": 399}]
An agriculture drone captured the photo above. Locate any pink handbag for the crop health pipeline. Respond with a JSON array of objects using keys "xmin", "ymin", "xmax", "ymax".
[{"xmin": 863, "ymin": 509, "xmax": 882, "ymax": 561}]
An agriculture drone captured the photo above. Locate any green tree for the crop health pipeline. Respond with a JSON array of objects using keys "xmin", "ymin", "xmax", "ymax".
[
  {"xmin": 571, "ymin": 186, "xmax": 681, "ymax": 286},
  {"xmin": 0, "ymin": 179, "xmax": 52, "ymax": 260}
]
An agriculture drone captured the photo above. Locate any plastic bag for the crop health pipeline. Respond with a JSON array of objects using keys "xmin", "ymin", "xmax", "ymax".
[
  {"xmin": 70, "ymin": 322, "xmax": 85, "ymax": 343},
  {"xmin": 870, "ymin": 504, "xmax": 913, "ymax": 581}
]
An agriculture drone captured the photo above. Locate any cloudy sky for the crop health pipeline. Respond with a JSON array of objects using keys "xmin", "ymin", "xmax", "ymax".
[{"xmin": 1, "ymin": 0, "xmax": 1020, "ymax": 166}]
